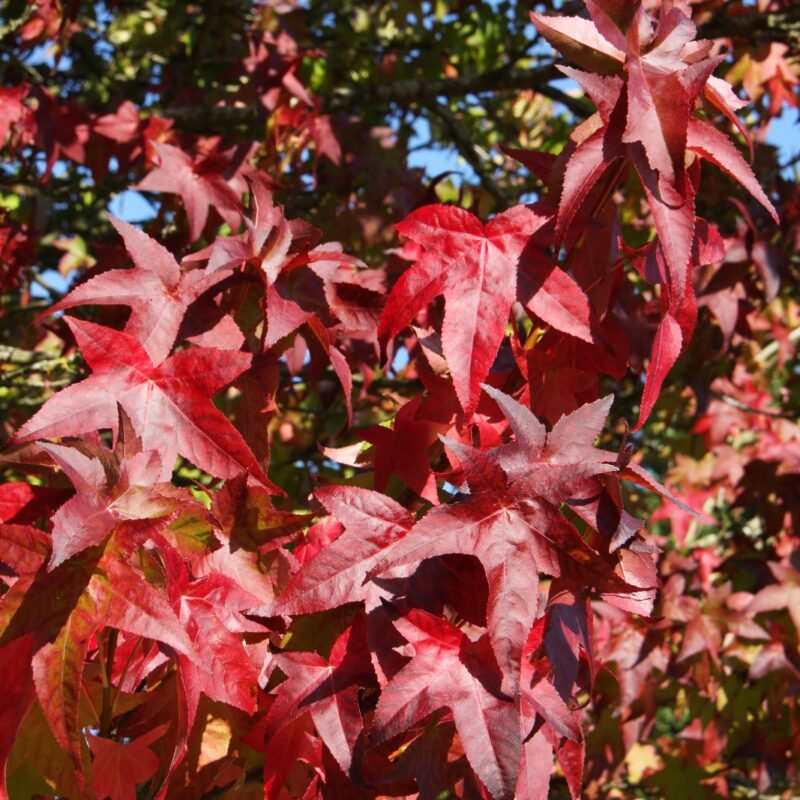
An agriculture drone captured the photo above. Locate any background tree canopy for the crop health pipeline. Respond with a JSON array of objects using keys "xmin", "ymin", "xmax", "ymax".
[{"xmin": 0, "ymin": 1, "xmax": 799, "ymax": 798}]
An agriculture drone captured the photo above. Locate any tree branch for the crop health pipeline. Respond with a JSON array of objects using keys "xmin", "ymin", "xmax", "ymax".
[
  {"xmin": 164, "ymin": 64, "xmax": 592, "ymax": 133},
  {"xmin": 323, "ymin": 64, "xmax": 585, "ymax": 113},
  {"xmin": 426, "ymin": 101, "xmax": 510, "ymax": 205},
  {"xmin": 163, "ymin": 3, "xmax": 800, "ymax": 135},
  {"xmin": 709, "ymin": 390, "xmax": 796, "ymax": 421},
  {"xmin": 0, "ymin": 345, "xmax": 48, "ymax": 365},
  {"xmin": 698, "ymin": 3, "xmax": 800, "ymax": 49}
]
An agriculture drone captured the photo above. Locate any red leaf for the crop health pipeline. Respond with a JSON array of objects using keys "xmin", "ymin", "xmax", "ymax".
[
  {"xmin": 207, "ymin": 173, "xmax": 294, "ymax": 283},
  {"xmin": 135, "ymin": 141, "xmax": 242, "ymax": 240},
  {"xmin": 627, "ymin": 147, "xmax": 696, "ymax": 303},
  {"xmin": 372, "ymin": 609, "xmax": 520, "ymax": 800},
  {"xmin": 620, "ymin": 461, "xmax": 701, "ymax": 522},
  {"xmin": 382, "ymin": 204, "xmax": 549, "ymax": 414},
  {"xmin": 0, "ymin": 524, "xmax": 50, "ymax": 575},
  {"xmin": 516, "ymin": 729, "xmax": 553, "ymax": 800},
  {"xmin": 93, "ymin": 100, "xmax": 141, "ymax": 144},
  {"xmin": 501, "ymin": 145, "xmax": 557, "ymax": 184},
  {"xmin": 623, "ymin": 54, "xmax": 689, "ymax": 185},
  {"xmin": 177, "ymin": 596, "xmax": 259, "ymax": 724},
  {"xmin": 0, "ymin": 483, "xmax": 37, "ymax": 523},
  {"xmin": 529, "ymin": 13, "xmax": 624, "ymax": 74},
  {"xmin": 377, "ymin": 253, "xmax": 447, "ymax": 351},
  {"xmin": 635, "ymin": 312, "xmax": 682, "ymax": 430},
  {"xmin": 524, "ymin": 266, "xmax": 594, "ymax": 344},
  {"xmin": 12, "ymin": 318, "xmax": 278, "ymax": 490},
  {"xmin": 686, "ymin": 118, "xmax": 779, "ymax": 223},
  {"xmin": 88, "ymin": 725, "xmax": 167, "ymax": 800},
  {"xmin": 483, "ymin": 383, "xmax": 546, "ymax": 458},
  {"xmin": 545, "ymin": 393, "xmax": 613, "ymax": 463},
  {"xmin": 89, "ymin": 551, "xmax": 199, "ymax": 661},
  {"xmin": 277, "ymin": 486, "xmax": 414, "ymax": 615},
  {"xmin": 49, "ymin": 216, "xmax": 234, "ymax": 364},
  {"xmin": 0, "ymin": 482, "xmax": 69, "ymax": 524},
  {"xmin": 370, "ymin": 389, "xmax": 623, "ymax": 694},
  {"xmin": 306, "ymin": 317, "xmax": 353, "ymax": 428},
  {"xmin": 0, "ymin": 635, "xmax": 35, "ymax": 793},
  {"xmin": 264, "ymin": 621, "xmax": 374, "ymax": 774},
  {"xmin": 262, "ymin": 715, "xmax": 323, "ymax": 800},
  {"xmin": 554, "ymin": 129, "xmax": 618, "ymax": 245},
  {"xmin": 544, "ymin": 581, "xmax": 593, "ymax": 701},
  {"xmin": 38, "ymin": 441, "xmax": 179, "ymax": 568},
  {"xmin": 703, "ymin": 76, "xmax": 752, "ymax": 162},
  {"xmin": 360, "ymin": 404, "xmax": 448, "ymax": 504},
  {"xmin": 0, "ymin": 84, "xmax": 29, "ymax": 145},
  {"xmin": 521, "ymin": 674, "xmax": 580, "ymax": 743},
  {"xmin": 557, "ymin": 66, "xmax": 623, "ymax": 121}
]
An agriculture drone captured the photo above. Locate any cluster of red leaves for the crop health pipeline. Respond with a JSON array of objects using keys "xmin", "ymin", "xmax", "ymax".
[
  {"xmin": 0, "ymin": 18, "xmax": 340, "ymax": 293},
  {"xmin": 0, "ymin": 0, "xmax": 795, "ymax": 798},
  {"xmin": 1, "ymin": 177, "xmax": 679, "ymax": 798},
  {"xmin": 582, "ymin": 302, "xmax": 800, "ymax": 796}
]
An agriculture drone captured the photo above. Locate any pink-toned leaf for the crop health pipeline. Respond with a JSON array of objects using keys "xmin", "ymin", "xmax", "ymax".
[
  {"xmin": 49, "ymin": 215, "xmax": 234, "ymax": 364},
  {"xmin": 687, "ymin": 118, "xmax": 779, "ymax": 223},
  {"xmin": 38, "ymin": 442, "xmax": 165, "ymax": 568},
  {"xmin": 546, "ymin": 395, "xmax": 614, "ymax": 464},
  {"xmin": 135, "ymin": 141, "xmax": 241, "ymax": 241},
  {"xmin": 635, "ymin": 312, "xmax": 682, "ymax": 430},
  {"xmin": 277, "ymin": 486, "xmax": 414, "ymax": 615},
  {"xmin": 703, "ymin": 76, "xmax": 753, "ymax": 161},
  {"xmin": 516, "ymin": 729, "xmax": 553, "ymax": 800},
  {"xmin": 623, "ymin": 55, "xmax": 690, "ymax": 184},
  {"xmin": 12, "ymin": 318, "xmax": 277, "ymax": 490},
  {"xmin": 526, "ymin": 267, "xmax": 593, "ymax": 344},
  {"xmin": 373, "ymin": 610, "xmax": 520, "ymax": 800},
  {"xmin": 557, "ymin": 66, "xmax": 623, "ymax": 121},
  {"xmin": 529, "ymin": 13, "xmax": 624, "ymax": 74}
]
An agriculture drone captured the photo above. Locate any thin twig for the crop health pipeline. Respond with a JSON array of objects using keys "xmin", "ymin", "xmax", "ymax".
[
  {"xmin": 427, "ymin": 101, "xmax": 510, "ymax": 205},
  {"xmin": 164, "ymin": 64, "xmax": 590, "ymax": 132},
  {"xmin": 709, "ymin": 390, "xmax": 796, "ymax": 421},
  {"xmin": 0, "ymin": 345, "xmax": 48, "ymax": 365}
]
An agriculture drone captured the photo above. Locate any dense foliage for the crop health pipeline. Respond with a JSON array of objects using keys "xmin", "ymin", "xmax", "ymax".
[{"xmin": 1, "ymin": 1, "xmax": 798, "ymax": 798}]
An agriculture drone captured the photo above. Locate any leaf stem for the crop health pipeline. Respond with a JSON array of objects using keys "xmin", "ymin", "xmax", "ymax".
[
  {"xmin": 109, "ymin": 637, "xmax": 140, "ymax": 720},
  {"xmin": 562, "ymin": 158, "xmax": 628, "ymax": 274},
  {"xmin": 97, "ymin": 628, "xmax": 119, "ymax": 738}
]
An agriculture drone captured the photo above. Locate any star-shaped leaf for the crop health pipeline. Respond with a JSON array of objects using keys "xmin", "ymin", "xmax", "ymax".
[
  {"xmin": 49, "ymin": 215, "xmax": 236, "ymax": 364},
  {"xmin": 38, "ymin": 440, "xmax": 179, "ymax": 568},
  {"xmin": 530, "ymin": 0, "xmax": 779, "ymax": 427},
  {"xmin": 372, "ymin": 609, "xmax": 519, "ymax": 800},
  {"xmin": 263, "ymin": 619, "xmax": 375, "ymax": 774},
  {"xmin": 135, "ymin": 141, "xmax": 242, "ymax": 241},
  {"xmin": 12, "ymin": 318, "xmax": 278, "ymax": 491},
  {"xmin": 380, "ymin": 204, "xmax": 590, "ymax": 414},
  {"xmin": 369, "ymin": 386, "xmax": 625, "ymax": 694}
]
